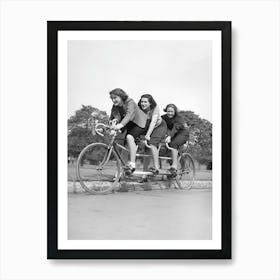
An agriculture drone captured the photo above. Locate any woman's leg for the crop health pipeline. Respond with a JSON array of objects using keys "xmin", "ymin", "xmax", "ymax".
[
  {"xmin": 149, "ymin": 120, "xmax": 167, "ymax": 171},
  {"xmin": 126, "ymin": 134, "xmax": 137, "ymax": 168},
  {"xmin": 150, "ymin": 145, "xmax": 160, "ymax": 170},
  {"xmin": 125, "ymin": 123, "xmax": 145, "ymax": 170},
  {"xmin": 139, "ymin": 148, "xmax": 150, "ymax": 182},
  {"xmin": 169, "ymin": 131, "xmax": 189, "ymax": 169},
  {"xmin": 170, "ymin": 148, "xmax": 179, "ymax": 169},
  {"xmin": 143, "ymin": 148, "xmax": 151, "ymax": 171}
]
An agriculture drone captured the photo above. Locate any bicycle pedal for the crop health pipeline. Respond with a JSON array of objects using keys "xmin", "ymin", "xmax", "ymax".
[
  {"xmin": 124, "ymin": 168, "xmax": 135, "ymax": 176},
  {"xmin": 167, "ymin": 173, "xmax": 177, "ymax": 179}
]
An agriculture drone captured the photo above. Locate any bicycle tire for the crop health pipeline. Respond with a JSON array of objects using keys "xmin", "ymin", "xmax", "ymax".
[
  {"xmin": 76, "ymin": 143, "xmax": 121, "ymax": 194},
  {"xmin": 177, "ymin": 153, "xmax": 195, "ymax": 190}
]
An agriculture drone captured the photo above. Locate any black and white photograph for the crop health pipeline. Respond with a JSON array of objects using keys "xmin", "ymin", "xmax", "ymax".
[
  {"xmin": 48, "ymin": 21, "xmax": 231, "ymax": 259},
  {"xmin": 3, "ymin": 0, "xmax": 280, "ymax": 278}
]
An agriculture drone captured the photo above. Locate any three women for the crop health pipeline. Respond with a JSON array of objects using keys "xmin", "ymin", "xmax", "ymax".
[{"xmin": 109, "ymin": 88, "xmax": 188, "ymax": 175}]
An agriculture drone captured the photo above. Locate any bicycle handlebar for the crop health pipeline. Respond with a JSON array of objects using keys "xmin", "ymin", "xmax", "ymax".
[
  {"xmin": 166, "ymin": 141, "xmax": 190, "ymax": 150},
  {"xmin": 144, "ymin": 140, "xmax": 152, "ymax": 149},
  {"xmin": 95, "ymin": 122, "xmax": 121, "ymax": 137},
  {"xmin": 144, "ymin": 140, "xmax": 174, "ymax": 151},
  {"xmin": 165, "ymin": 142, "xmax": 172, "ymax": 150},
  {"xmin": 95, "ymin": 123, "xmax": 108, "ymax": 137}
]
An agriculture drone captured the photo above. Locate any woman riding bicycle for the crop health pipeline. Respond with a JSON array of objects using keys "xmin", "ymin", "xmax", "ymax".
[
  {"xmin": 109, "ymin": 88, "xmax": 147, "ymax": 173},
  {"xmin": 138, "ymin": 94, "xmax": 167, "ymax": 175},
  {"xmin": 161, "ymin": 104, "xmax": 189, "ymax": 175}
]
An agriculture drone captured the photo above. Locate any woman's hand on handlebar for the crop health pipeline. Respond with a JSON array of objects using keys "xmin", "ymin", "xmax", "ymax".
[
  {"xmin": 113, "ymin": 123, "xmax": 124, "ymax": 131},
  {"xmin": 109, "ymin": 119, "xmax": 118, "ymax": 125},
  {"xmin": 108, "ymin": 119, "xmax": 123, "ymax": 131},
  {"xmin": 144, "ymin": 134, "xmax": 151, "ymax": 141},
  {"xmin": 165, "ymin": 136, "xmax": 171, "ymax": 143}
]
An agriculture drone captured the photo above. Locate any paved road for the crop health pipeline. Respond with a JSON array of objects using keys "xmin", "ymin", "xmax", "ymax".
[{"xmin": 68, "ymin": 189, "xmax": 212, "ymax": 240}]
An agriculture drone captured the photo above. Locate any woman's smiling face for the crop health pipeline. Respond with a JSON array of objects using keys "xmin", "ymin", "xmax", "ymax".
[
  {"xmin": 110, "ymin": 94, "xmax": 123, "ymax": 106},
  {"xmin": 166, "ymin": 106, "xmax": 176, "ymax": 118},
  {"xmin": 140, "ymin": 97, "xmax": 151, "ymax": 111}
]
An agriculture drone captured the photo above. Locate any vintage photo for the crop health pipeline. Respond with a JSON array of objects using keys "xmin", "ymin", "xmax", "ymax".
[
  {"xmin": 68, "ymin": 39, "xmax": 213, "ymax": 239},
  {"xmin": 48, "ymin": 21, "xmax": 231, "ymax": 259}
]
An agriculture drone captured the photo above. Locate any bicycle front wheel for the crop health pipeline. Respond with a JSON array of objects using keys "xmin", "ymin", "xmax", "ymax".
[
  {"xmin": 76, "ymin": 143, "xmax": 120, "ymax": 194},
  {"xmin": 177, "ymin": 153, "xmax": 195, "ymax": 190}
]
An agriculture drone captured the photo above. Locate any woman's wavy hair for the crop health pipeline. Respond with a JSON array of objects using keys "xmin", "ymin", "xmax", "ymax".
[
  {"xmin": 109, "ymin": 88, "xmax": 129, "ymax": 102},
  {"xmin": 138, "ymin": 94, "xmax": 157, "ymax": 111},
  {"xmin": 163, "ymin": 103, "xmax": 179, "ymax": 117}
]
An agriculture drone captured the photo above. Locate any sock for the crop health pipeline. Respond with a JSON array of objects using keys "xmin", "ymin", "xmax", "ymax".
[{"xmin": 129, "ymin": 161, "xmax": 136, "ymax": 169}]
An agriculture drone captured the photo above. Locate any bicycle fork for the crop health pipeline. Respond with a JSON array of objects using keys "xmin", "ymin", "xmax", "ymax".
[{"xmin": 96, "ymin": 146, "xmax": 114, "ymax": 170}]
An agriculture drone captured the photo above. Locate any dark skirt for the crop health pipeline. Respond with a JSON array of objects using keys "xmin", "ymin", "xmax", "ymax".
[
  {"xmin": 125, "ymin": 121, "xmax": 146, "ymax": 139},
  {"xmin": 147, "ymin": 119, "xmax": 167, "ymax": 147},
  {"xmin": 115, "ymin": 121, "xmax": 145, "ymax": 145},
  {"xmin": 118, "ymin": 120, "xmax": 167, "ymax": 147},
  {"xmin": 169, "ymin": 129, "xmax": 189, "ymax": 149}
]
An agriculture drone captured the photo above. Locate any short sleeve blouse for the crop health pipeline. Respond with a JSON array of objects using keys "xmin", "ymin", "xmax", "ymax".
[{"xmin": 147, "ymin": 105, "xmax": 162, "ymax": 127}]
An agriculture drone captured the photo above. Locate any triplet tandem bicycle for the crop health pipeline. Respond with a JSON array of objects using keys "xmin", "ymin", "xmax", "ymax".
[{"xmin": 76, "ymin": 122, "xmax": 195, "ymax": 194}]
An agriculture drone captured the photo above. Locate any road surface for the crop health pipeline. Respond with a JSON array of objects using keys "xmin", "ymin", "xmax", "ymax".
[{"xmin": 68, "ymin": 188, "xmax": 212, "ymax": 240}]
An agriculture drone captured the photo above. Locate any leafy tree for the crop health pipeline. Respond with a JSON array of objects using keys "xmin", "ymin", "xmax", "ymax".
[
  {"xmin": 68, "ymin": 105, "xmax": 108, "ymax": 132},
  {"xmin": 180, "ymin": 110, "xmax": 212, "ymax": 167},
  {"xmin": 68, "ymin": 127, "xmax": 94, "ymax": 158},
  {"xmin": 68, "ymin": 105, "xmax": 110, "ymax": 157},
  {"xmin": 68, "ymin": 105, "xmax": 212, "ymax": 168}
]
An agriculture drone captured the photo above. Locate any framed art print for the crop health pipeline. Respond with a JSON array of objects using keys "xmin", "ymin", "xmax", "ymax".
[{"xmin": 47, "ymin": 21, "xmax": 231, "ymax": 259}]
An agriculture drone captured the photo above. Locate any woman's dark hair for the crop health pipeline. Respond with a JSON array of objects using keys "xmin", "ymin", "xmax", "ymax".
[
  {"xmin": 163, "ymin": 103, "xmax": 179, "ymax": 117},
  {"xmin": 138, "ymin": 94, "xmax": 157, "ymax": 111},
  {"xmin": 109, "ymin": 88, "xmax": 128, "ymax": 102}
]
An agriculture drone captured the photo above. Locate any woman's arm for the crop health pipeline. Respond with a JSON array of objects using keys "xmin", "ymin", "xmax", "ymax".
[
  {"xmin": 120, "ymin": 99, "xmax": 136, "ymax": 127},
  {"xmin": 110, "ymin": 106, "xmax": 120, "ymax": 121},
  {"xmin": 162, "ymin": 115, "xmax": 172, "ymax": 136},
  {"xmin": 170, "ymin": 125, "xmax": 179, "ymax": 138},
  {"xmin": 145, "ymin": 113, "xmax": 158, "ymax": 139},
  {"xmin": 170, "ymin": 117, "xmax": 185, "ymax": 138}
]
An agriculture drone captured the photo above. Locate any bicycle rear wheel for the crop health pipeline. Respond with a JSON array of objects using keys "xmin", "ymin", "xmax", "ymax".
[
  {"xmin": 76, "ymin": 143, "xmax": 120, "ymax": 194},
  {"xmin": 177, "ymin": 153, "xmax": 195, "ymax": 189}
]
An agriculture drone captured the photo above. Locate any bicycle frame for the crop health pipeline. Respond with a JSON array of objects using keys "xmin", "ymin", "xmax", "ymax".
[
  {"xmin": 94, "ymin": 122, "xmax": 192, "ymax": 177},
  {"xmin": 113, "ymin": 142, "xmax": 187, "ymax": 177},
  {"xmin": 76, "ymin": 122, "xmax": 195, "ymax": 194}
]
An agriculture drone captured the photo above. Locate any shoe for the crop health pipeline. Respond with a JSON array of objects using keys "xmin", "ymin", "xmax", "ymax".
[
  {"xmin": 149, "ymin": 167, "xmax": 159, "ymax": 176},
  {"xmin": 169, "ymin": 167, "xmax": 177, "ymax": 178},
  {"xmin": 124, "ymin": 168, "xmax": 134, "ymax": 176},
  {"xmin": 124, "ymin": 162, "xmax": 135, "ymax": 176}
]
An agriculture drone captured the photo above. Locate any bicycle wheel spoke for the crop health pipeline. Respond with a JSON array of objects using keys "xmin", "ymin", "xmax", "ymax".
[
  {"xmin": 76, "ymin": 143, "xmax": 120, "ymax": 194},
  {"xmin": 177, "ymin": 153, "xmax": 195, "ymax": 189}
]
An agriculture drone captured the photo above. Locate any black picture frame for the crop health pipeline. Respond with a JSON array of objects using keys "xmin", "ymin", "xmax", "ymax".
[{"xmin": 47, "ymin": 21, "xmax": 231, "ymax": 259}]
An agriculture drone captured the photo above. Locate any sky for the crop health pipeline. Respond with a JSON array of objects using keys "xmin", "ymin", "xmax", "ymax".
[{"xmin": 68, "ymin": 40, "xmax": 212, "ymax": 122}]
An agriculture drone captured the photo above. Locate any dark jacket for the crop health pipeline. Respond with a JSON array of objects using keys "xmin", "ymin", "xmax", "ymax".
[
  {"xmin": 110, "ymin": 97, "xmax": 147, "ymax": 128},
  {"xmin": 161, "ymin": 114, "xmax": 187, "ymax": 138}
]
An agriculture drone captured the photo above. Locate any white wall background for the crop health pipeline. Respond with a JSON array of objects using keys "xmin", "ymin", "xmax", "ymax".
[{"xmin": 0, "ymin": 0, "xmax": 279, "ymax": 280}]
